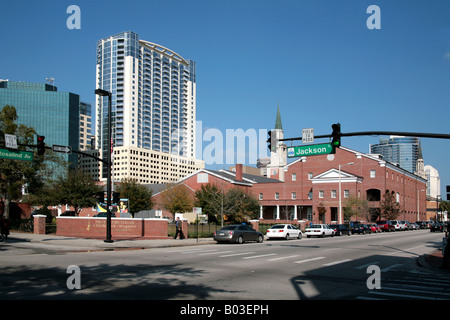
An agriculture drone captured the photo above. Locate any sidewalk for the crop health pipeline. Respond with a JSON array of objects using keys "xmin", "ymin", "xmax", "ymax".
[
  {"xmin": 3, "ymin": 232, "xmax": 216, "ymax": 252},
  {"xmin": 417, "ymin": 249, "xmax": 450, "ymax": 274}
]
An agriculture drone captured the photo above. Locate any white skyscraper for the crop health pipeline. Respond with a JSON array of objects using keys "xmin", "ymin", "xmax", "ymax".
[{"xmin": 95, "ymin": 31, "xmax": 203, "ymax": 184}]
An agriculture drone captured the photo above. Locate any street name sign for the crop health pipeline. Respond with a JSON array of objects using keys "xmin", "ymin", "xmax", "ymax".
[
  {"xmin": 52, "ymin": 144, "xmax": 72, "ymax": 154},
  {"xmin": 302, "ymin": 128, "xmax": 314, "ymax": 144},
  {"xmin": 287, "ymin": 143, "xmax": 333, "ymax": 158},
  {"xmin": 0, "ymin": 148, "xmax": 33, "ymax": 161}
]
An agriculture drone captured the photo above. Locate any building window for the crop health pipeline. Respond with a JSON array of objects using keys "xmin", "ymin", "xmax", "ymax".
[
  {"xmin": 275, "ymin": 192, "xmax": 279, "ymax": 200},
  {"xmin": 291, "ymin": 192, "xmax": 296, "ymax": 200},
  {"xmin": 344, "ymin": 190, "xmax": 349, "ymax": 198},
  {"xmin": 331, "ymin": 190, "xmax": 337, "ymax": 198},
  {"xmin": 292, "ymin": 173, "xmax": 296, "ymax": 181},
  {"xmin": 259, "ymin": 193, "xmax": 263, "ymax": 200},
  {"xmin": 319, "ymin": 190, "xmax": 324, "ymax": 198},
  {"xmin": 197, "ymin": 173, "xmax": 208, "ymax": 183},
  {"xmin": 370, "ymin": 170, "xmax": 376, "ymax": 178},
  {"xmin": 308, "ymin": 172, "xmax": 313, "ymax": 180}
]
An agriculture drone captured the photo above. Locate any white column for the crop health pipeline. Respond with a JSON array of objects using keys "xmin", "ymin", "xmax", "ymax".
[
  {"xmin": 259, "ymin": 206, "xmax": 263, "ymax": 219},
  {"xmin": 276, "ymin": 205, "xmax": 280, "ymax": 220},
  {"xmin": 293, "ymin": 205, "xmax": 298, "ymax": 220}
]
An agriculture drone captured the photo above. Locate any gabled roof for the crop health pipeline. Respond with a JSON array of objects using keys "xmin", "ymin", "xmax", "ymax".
[{"xmin": 311, "ymin": 168, "xmax": 363, "ymax": 184}]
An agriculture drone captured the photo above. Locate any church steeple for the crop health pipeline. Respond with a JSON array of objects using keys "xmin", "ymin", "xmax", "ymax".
[{"xmin": 275, "ymin": 105, "xmax": 283, "ymax": 130}]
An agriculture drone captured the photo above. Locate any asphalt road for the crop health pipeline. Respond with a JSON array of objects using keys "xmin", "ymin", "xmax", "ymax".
[{"xmin": 1, "ymin": 229, "xmax": 448, "ymax": 302}]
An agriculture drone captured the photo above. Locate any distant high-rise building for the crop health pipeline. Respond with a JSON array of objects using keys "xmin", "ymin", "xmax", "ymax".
[
  {"xmin": 424, "ymin": 165, "xmax": 440, "ymax": 199},
  {"xmin": 79, "ymin": 101, "xmax": 92, "ymax": 150},
  {"xmin": 95, "ymin": 31, "xmax": 203, "ymax": 183},
  {"xmin": 0, "ymin": 80, "xmax": 80, "ymax": 167},
  {"xmin": 370, "ymin": 136, "xmax": 420, "ymax": 173}
]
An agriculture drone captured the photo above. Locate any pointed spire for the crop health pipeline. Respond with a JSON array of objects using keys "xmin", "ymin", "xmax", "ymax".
[{"xmin": 275, "ymin": 105, "xmax": 283, "ymax": 130}]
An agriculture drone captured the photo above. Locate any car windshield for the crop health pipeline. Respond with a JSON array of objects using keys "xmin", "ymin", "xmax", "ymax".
[
  {"xmin": 270, "ymin": 225, "xmax": 285, "ymax": 229},
  {"xmin": 308, "ymin": 225, "xmax": 322, "ymax": 228}
]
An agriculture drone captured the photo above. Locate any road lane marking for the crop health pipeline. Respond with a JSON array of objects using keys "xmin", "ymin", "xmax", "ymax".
[
  {"xmin": 381, "ymin": 263, "xmax": 403, "ymax": 272},
  {"xmin": 323, "ymin": 259, "xmax": 352, "ymax": 266},
  {"xmin": 268, "ymin": 255, "xmax": 300, "ymax": 261},
  {"xmin": 219, "ymin": 252, "xmax": 255, "ymax": 257},
  {"xmin": 354, "ymin": 262, "xmax": 381, "ymax": 270},
  {"xmin": 294, "ymin": 257, "xmax": 325, "ymax": 264},
  {"xmin": 242, "ymin": 253, "xmax": 277, "ymax": 260}
]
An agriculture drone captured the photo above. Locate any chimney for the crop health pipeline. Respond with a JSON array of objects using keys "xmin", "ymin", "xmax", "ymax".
[{"xmin": 235, "ymin": 164, "xmax": 243, "ymax": 181}]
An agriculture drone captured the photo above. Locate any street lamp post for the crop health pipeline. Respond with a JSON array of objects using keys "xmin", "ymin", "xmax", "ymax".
[
  {"xmin": 339, "ymin": 162, "xmax": 354, "ymax": 225},
  {"xmin": 95, "ymin": 88, "xmax": 113, "ymax": 243}
]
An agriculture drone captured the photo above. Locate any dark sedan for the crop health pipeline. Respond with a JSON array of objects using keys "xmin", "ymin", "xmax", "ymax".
[
  {"xmin": 351, "ymin": 224, "xmax": 372, "ymax": 234},
  {"xmin": 213, "ymin": 224, "xmax": 264, "ymax": 244},
  {"xmin": 329, "ymin": 224, "xmax": 351, "ymax": 236}
]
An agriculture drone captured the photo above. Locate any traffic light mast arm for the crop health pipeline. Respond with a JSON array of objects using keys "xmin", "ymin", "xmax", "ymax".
[
  {"xmin": 279, "ymin": 131, "xmax": 450, "ymax": 142},
  {"xmin": 17, "ymin": 143, "xmax": 108, "ymax": 164}
]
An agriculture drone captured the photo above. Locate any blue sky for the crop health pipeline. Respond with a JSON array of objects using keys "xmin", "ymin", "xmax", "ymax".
[{"xmin": 1, "ymin": 0, "xmax": 450, "ymax": 196}]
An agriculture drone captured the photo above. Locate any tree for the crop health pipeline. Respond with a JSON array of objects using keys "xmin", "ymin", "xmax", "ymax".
[
  {"xmin": 223, "ymin": 188, "xmax": 260, "ymax": 224},
  {"xmin": 194, "ymin": 184, "xmax": 260, "ymax": 225},
  {"xmin": 161, "ymin": 183, "xmax": 193, "ymax": 215},
  {"xmin": 116, "ymin": 178, "xmax": 154, "ymax": 217},
  {"xmin": 0, "ymin": 106, "xmax": 47, "ymax": 219},
  {"xmin": 194, "ymin": 183, "xmax": 223, "ymax": 223},
  {"xmin": 344, "ymin": 196, "xmax": 369, "ymax": 222},
  {"xmin": 50, "ymin": 169, "xmax": 102, "ymax": 216},
  {"xmin": 380, "ymin": 191, "xmax": 401, "ymax": 220}
]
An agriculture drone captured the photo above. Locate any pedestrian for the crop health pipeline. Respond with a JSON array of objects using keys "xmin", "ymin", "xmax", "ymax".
[
  {"xmin": 174, "ymin": 217, "xmax": 183, "ymax": 240},
  {"xmin": 0, "ymin": 217, "xmax": 10, "ymax": 242}
]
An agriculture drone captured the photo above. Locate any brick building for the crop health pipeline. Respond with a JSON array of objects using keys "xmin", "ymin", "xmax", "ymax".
[{"xmin": 252, "ymin": 146, "xmax": 427, "ymax": 224}]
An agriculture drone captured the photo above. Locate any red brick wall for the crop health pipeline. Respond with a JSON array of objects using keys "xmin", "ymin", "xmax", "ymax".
[{"xmin": 56, "ymin": 217, "xmax": 169, "ymax": 239}]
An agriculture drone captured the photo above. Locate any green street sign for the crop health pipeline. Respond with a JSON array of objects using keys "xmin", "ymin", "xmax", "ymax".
[
  {"xmin": 0, "ymin": 148, "xmax": 33, "ymax": 161},
  {"xmin": 287, "ymin": 143, "xmax": 333, "ymax": 158}
]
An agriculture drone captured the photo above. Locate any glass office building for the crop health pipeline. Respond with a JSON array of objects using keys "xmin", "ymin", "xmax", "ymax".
[
  {"xmin": 370, "ymin": 136, "xmax": 420, "ymax": 173},
  {"xmin": 0, "ymin": 80, "xmax": 80, "ymax": 166},
  {"xmin": 96, "ymin": 31, "xmax": 198, "ymax": 180}
]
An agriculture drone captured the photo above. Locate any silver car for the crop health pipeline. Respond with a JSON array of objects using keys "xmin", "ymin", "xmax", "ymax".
[{"xmin": 213, "ymin": 224, "xmax": 264, "ymax": 244}]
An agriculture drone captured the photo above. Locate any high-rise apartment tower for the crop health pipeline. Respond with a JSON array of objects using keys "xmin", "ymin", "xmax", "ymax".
[{"xmin": 95, "ymin": 31, "xmax": 203, "ymax": 183}]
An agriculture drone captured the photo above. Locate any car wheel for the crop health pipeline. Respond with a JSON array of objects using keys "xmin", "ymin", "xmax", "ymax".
[
  {"xmin": 320, "ymin": 233, "xmax": 325, "ymax": 238},
  {"xmin": 298, "ymin": 232, "xmax": 302, "ymax": 239},
  {"xmin": 257, "ymin": 235, "xmax": 263, "ymax": 243},
  {"xmin": 237, "ymin": 236, "xmax": 244, "ymax": 244},
  {"xmin": 285, "ymin": 233, "xmax": 290, "ymax": 240}
]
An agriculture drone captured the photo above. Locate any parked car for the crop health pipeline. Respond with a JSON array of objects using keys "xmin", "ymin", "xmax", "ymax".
[
  {"xmin": 415, "ymin": 221, "xmax": 427, "ymax": 229},
  {"xmin": 94, "ymin": 212, "xmax": 116, "ymax": 217},
  {"xmin": 430, "ymin": 222, "xmax": 445, "ymax": 232},
  {"xmin": 351, "ymin": 224, "xmax": 372, "ymax": 234},
  {"xmin": 329, "ymin": 224, "xmax": 351, "ymax": 236},
  {"xmin": 391, "ymin": 220, "xmax": 405, "ymax": 231},
  {"xmin": 376, "ymin": 220, "xmax": 395, "ymax": 232},
  {"xmin": 305, "ymin": 224, "xmax": 335, "ymax": 238},
  {"xmin": 367, "ymin": 223, "xmax": 382, "ymax": 233},
  {"xmin": 266, "ymin": 224, "xmax": 302, "ymax": 240},
  {"xmin": 214, "ymin": 224, "xmax": 264, "ymax": 244}
]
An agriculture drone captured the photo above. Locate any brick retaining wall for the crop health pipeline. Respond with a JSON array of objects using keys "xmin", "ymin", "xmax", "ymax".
[{"xmin": 56, "ymin": 217, "xmax": 169, "ymax": 239}]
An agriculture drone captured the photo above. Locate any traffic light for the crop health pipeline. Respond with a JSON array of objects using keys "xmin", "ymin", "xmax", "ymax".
[
  {"xmin": 267, "ymin": 130, "xmax": 278, "ymax": 152},
  {"xmin": 267, "ymin": 131, "xmax": 272, "ymax": 151},
  {"xmin": 331, "ymin": 123, "xmax": 341, "ymax": 153},
  {"xmin": 112, "ymin": 192, "xmax": 120, "ymax": 204},
  {"xmin": 37, "ymin": 135, "xmax": 46, "ymax": 155}
]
